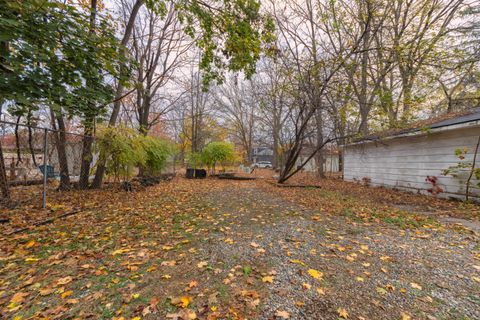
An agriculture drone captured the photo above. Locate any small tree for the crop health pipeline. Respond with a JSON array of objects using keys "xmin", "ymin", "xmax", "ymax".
[
  {"xmin": 187, "ymin": 152, "xmax": 204, "ymax": 169},
  {"xmin": 140, "ymin": 136, "xmax": 174, "ymax": 176},
  {"xmin": 95, "ymin": 126, "xmax": 146, "ymax": 182},
  {"xmin": 201, "ymin": 142, "xmax": 235, "ymax": 174},
  {"xmin": 443, "ymin": 137, "xmax": 480, "ymax": 201}
]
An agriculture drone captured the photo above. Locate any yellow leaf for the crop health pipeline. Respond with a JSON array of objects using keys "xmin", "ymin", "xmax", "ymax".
[
  {"xmin": 171, "ymin": 296, "xmax": 192, "ymax": 308},
  {"xmin": 376, "ymin": 287, "xmax": 388, "ymax": 295},
  {"xmin": 316, "ymin": 287, "xmax": 325, "ymax": 295},
  {"xmin": 112, "ymin": 278, "xmax": 120, "ymax": 284},
  {"xmin": 132, "ymin": 293, "xmax": 140, "ymax": 299},
  {"xmin": 337, "ymin": 307, "xmax": 348, "ymax": 318},
  {"xmin": 25, "ymin": 240, "xmax": 36, "ymax": 248},
  {"xmin": 161, "ymin": 260, "xmax": 177, "ymax": 267},
  {"xmin": 39, "ymin": 288, "xmax": 54, "ymax": 296},
  {"xmin": 147, "ymin": 265, "xmax": 157, "ymax": 272},
  {"xmin": 275, "ymin": 310, "xmax": 290, "ymax": 319},
  {"xmin": 289, "ymin": 259, "xmax": 306, "ymax": 266},
  {"xmin": 262, "ymin": 276, "xmax": 274, "ymax": 283},
  {"xmin": 61, "ymin": 290, "xmax": 73, "ymax": 299},
  {"xmin": 25, "ymin": 257, "xmax": 39, "ymax": 263},
  {"xmin": 210, "ymin": 306, "xmax": 217, "ymax": 311},
  {"xmin": 356, "ymin": 276, "xmax": 364, "ymax": 282},
  {"xmin": 295, "ymin": 301, "xmax": 305, "ymax": 307},
  {"xmin": 302, "ymin": 283, "xmax": 311, "ymax": 290},
  {"xmin": 401, "ymin": 313, "xmax": 411, "ymax": 320},
  {"xmin": 307, "ymin": 269, "xmax": 323, "ymax": 280},
  {"xmin": 57, "ymin": 276, "xmax": 73, "ymax": 285},
  {"xmin": 112, "ymin": 248, "xmax": 131, "ymax": 255},
  {"xmin": 162, "ymin": 274, "xmax": 171, "ymax": 279},
  {"xmin": 197, "ymin": 261, "xmax": 208, "ymax": 268},
  {"xmin": 10, "ymin": 292, "xmax": 29, "ymax": 304},
  {"xmin": 410, "ymin": 282, "xmax": 422, "ymax": 290}
]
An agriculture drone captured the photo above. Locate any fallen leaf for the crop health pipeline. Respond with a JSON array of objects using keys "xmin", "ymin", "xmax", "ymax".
[
  {"xmin": 307, "ymin": 269, "xmax": 323, "ymax": 280},
  {"xmin": 111, "ymin": 248, "xmax": 131, "ymax": 255},
  {"xmin": 401, "ymin": 313, "xmax": 411, "ymax": 320},
  {"xmin": 316, "ymin": 287, "xmax": 325, "ymax": 295},
  {"xmin": 161, "ymin": 260, "xmax": 177, "ymax": 267},
  {"xmin": 57, "ymin": 276, "xmax": 73, "ymax": 286},
  {"xmin": 410, "ymin": 282, "xmax": 422, "ymax": 290},
  {"xmin": 337, "ymin": 307, "xmax": 348, "ymax": 318},
  {"xmin": 171, "ymin": 296, "xmax": 192, "ymax": 308},
  {"xmin": 275, "ymin": 310, "xmax": 290, "ymax": 319}
]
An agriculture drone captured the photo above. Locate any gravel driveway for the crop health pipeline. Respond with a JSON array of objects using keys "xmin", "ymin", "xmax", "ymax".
[{"xmin": 199, "ymin": 183, "xmax": 480, "ymax": 320}]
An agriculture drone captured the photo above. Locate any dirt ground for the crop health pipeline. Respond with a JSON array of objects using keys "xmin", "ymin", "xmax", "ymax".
[{"xmin": 0, "ymin": 172, "xmax": 479, "ymax": 319}]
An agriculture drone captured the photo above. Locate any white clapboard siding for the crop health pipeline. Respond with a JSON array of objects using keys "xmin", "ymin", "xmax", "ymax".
[{"xmin": 343, "ymin": 125, "xmax": 480, "ymax": 201}]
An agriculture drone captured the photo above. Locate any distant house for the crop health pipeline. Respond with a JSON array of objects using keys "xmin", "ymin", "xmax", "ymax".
[
  {"xmin": 295, "ymin": 146, "xmax": 340, "ymax": 173},
  {"xmin": 251, "ymin": 146, "xmax": 274, "ymax": 163},
  {"xmin": 343, "ymin": 109, "xmax": 480, "ymax": 201}
]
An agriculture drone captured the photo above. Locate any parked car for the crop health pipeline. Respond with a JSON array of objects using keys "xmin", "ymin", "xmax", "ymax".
[{"xmin": 251, "ymin": 161, "xmax": 273, "ymax": 169}]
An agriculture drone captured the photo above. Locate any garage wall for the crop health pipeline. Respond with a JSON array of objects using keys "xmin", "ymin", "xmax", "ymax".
[{"xmin": 343, "ymin": 125, "xmax": 480, "ymax": 201}]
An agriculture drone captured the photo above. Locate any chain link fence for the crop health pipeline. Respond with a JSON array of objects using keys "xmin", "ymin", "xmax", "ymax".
[{"xmin": 0, "ymin": 121, "xmax": 176, "ymax": 210}]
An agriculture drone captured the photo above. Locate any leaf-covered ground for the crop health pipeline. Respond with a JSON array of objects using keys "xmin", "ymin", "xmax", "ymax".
[{"xmin": 1, "ymin": 173, "xmax": 479, "ymax": 319}]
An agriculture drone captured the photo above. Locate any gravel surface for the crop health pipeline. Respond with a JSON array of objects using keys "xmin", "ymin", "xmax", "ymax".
[{"xmin": 198, "ymin": 183, "xmax": 480, "ymax": 320}]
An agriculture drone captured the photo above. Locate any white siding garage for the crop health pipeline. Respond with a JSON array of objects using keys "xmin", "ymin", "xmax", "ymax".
[{"xmin": 343, "ymin": 112, "xmax": 480, "ymax": 201}]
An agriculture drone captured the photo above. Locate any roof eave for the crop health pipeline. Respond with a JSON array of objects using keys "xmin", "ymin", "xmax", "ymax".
[{"xmin": 343, "ymin": 120, "xmax": 480, "ymax": 147}]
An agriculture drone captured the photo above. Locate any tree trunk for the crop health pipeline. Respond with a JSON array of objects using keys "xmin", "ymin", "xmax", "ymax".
[
  {"xmin": 26, "ymin": 112, "xmax": 37, "ymax": 167},
  {"xmin": 315, "ymin": 107, "xmax": 325, "ymax": 178},
  {"xmin": 79, "ymin": 0, "xmax": 98, "ymax": 189},
  {"xmin": 402, "ymin": 78, "xmax": 413, "ymax": 120},
  {"xmin": 50, "ymin": 108, "xmax": 71, "ymax": 190},
  {"xmin": 79, "ymin": 122, "xmax": 94, "ymax": 188},
  {"xmin": 92, "ymin": 0, "xmax": 145, "ymax": 188},
  {"xmin": 14, "ymin": 116, "xmax": 22, "ymax": 166},
  {"xmin": 0, "ymin": 139, "xmax": 10, "ymax": 199}
]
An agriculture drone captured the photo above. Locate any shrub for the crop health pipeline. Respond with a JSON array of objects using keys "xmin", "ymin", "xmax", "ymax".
[
  {"xmin": 95, "ymin": 126, "xmax": 173, "ymax": 181},
  {"xmin": 95, "ymin": 126, "xmax": 146, "ymax": 181},
  {"xmin": 201, "ymin": 142, "xmax": 235, "ymax": 173},
  {"xmin": 140, "ymin": 136, "xmax": 174, "ymax": 175},
  {"xmin": 187, "ymin": 152, "xmax": 204, "ymax": 169}
]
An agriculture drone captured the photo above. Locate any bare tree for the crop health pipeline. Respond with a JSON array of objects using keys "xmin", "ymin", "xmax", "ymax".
[
  {"xmin": 214, "ymin": 76, "xmax": 258, "ymax": 162},
  {"xmin": 130, "ymin": 2, "xmax": 192, "ymax": 135}
]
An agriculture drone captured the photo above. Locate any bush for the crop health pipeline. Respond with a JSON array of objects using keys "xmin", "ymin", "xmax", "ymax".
[
  {"xmin": 187, "ymin": 152, "xmax": 204, "ymax": 169},
  {"xmin": 140, "ymin": 136, "xmax": 174, "ymax": 175},
  {"xmin": 201, "ymin": 142, "xmax": 235, "ymax": 173},
  {"xmin": 96, "ymin": 126, "xmax": 173, "ymax": 181}
]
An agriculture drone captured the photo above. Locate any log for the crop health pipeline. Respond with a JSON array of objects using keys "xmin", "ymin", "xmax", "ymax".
[
  {"xmin": 8, "ymin": 210, "xmax": 79, "ymax": 235},
  {"xmin": 8, "ymin": 179, "xmax": 44, "ymax": 186},
  {"xmin": 268, "ymin": 181, "xmax": 320, "ymax": 189},
  {"xmin": 217, "ymin": 175, "xmax": 257, "ymax": 181}
]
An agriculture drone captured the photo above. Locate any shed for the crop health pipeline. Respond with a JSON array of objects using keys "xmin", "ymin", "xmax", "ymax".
[{"xmin": 343, "ymin": 109, "xmax": 480, "ymax": 201}]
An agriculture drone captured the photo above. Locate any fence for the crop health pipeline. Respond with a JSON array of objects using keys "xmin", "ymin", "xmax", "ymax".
[{"xmin": 0, "ymin": 121, "xmax": 176, "ymax": 210}]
